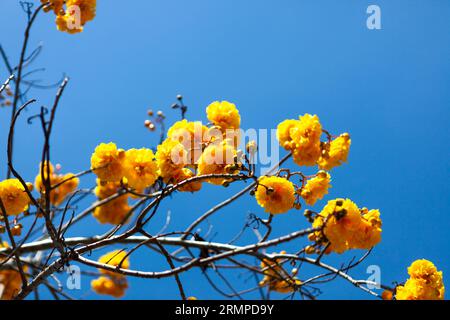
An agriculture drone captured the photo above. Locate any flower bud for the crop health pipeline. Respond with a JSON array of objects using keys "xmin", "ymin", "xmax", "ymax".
[
  {"xmin": 11, "ymin": 224, "xmax": 22, "ymax": 237},
  {"xmin": 305, "ymin": 245, "xmax": 315, "ymax": 254}
]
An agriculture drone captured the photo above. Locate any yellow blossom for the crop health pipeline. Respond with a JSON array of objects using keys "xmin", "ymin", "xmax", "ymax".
[
  {"xmin": 55, "ymin": 0, "xmax": 96, "ymax": 34},
  {"xmin": 173, "ymin": 168, "xmax": 202, "ymax": 192},
  {"xmin": 123, "ymin": 148, "xmax": 158, "ymax": 191},
  {"xmin": 93, "ymin": 197, "xmax": 131, "ymax": 225},
  {"xmin": 291, "ymin": 114, "xmax": 322, "ymax": 166},
  {"xmin": 0, "ymin": 179, "xmax": 31, "ymax": 216},
  {"xmin": 94, "ymin": 179, "xmax": 124, "ymax": 200},
  {"xmin": 35, "ymin": 162, "xmax": 79, "ymax": 206},
  {"xmin": 91, "ymin": 276, "xmax": 128, "ymax": 298},
  {"xmin": 167, "ymin": 120, "xmax": 208, "ymax": 164},
  {"xmin": 206, "ymin": 101, "xmax": 241, "ymax": 130},
  {"xmin": 98, "ymin": 250, "xmax": 130, "ymax": 278},
  {"xmin": 93, "ymin": 178, "xmax": 129, "ymax": 225},
  {"xmin": 0, "ymin": 242, "xmax": 27, "ymax": 300},
  {"xmin": 255, "ymin": 176, "xmax": 295, "ymax": 214},
  {"xmin": 91, "ymin": 142, "xmax": 126, "ymax": 182},
  {"xmin": 317, "ymin": 133, "xmax": 351, "ymax": 170},
  {"xmin": 300, "ymin": 171, "xmax": 331, "ymax": 206},
  {"xmin": 395, "ymin": 259, "xmax": 444, "ymax": 300},
  {"xmin": 259, "ymin": 252, "xmax": 301, "ymax": 293},
  {"xmin": 197, "ymin": 140, "xmax": 239, "ymax": 185},
  {"xmin": 66, "ymin": 0, "xmax": 96, "ymax": 24},
  {"xmin": 309, "ymin": 199, "xmax": 382, "ymax": 254},
  {"xmin": 396, "ymin": 278, "xmax": 444, "ymax": 300},
  {"xmin": 276, "ymin": 119, "xmax": 301, "ymax": 150},
  {"xmin": 0, "ymin": 269, "xmax": 23, "ymax": 300},
  {"xmin": 407, "ymin": 259, "xmax": 440, "ymax": 280},
  {"xmin": 277, "ymin": 114, "xmax": 322, "ymax": 166},
  {"xmin": 156, "ymin": 138, "xmax": 189, "ymax": 183}
]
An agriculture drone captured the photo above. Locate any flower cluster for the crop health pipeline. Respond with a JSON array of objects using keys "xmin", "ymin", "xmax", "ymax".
[
  {"xmin": 0, "ymin": 179, "xmax": 32, "ymax": 216},
  {"xmin": 92, "ymin": 179, "xmax": 130, "ymax": 224},
  {"xmin": 34, "ymin": 161, "xmax": 79, "ymax": 206},
  {"xmin": 88, "ymin": 102, "xmax": 243, "ymax": 223},
  {"xmin": 259, "ymin": 251, "xmax": 301, "ymax": 293},
  {"xmin": 250, "ymin": 114, "xmax": 347, "ymax": 215},
  {"xmin": 206, "ymin": 101, "xmax": 241, "ymax": 131},
  {"xmin": 3, "ymin": 0, "xmax": 445, "ymax": 301},
  {"xmin": 254, "ymin": 170, "xmax": 332, "ymax": 215},
  {"xmin": 277, "ymin": 114, "xmax": 351, "ymax": 169},
  {"xmin": 91, "ymin": 250, "xmax": 130, "ymax": 298},
  {"xmin": 123, "ymin": 148, "xmax": 159, "ymax": 192},
  {"xmin": 300, "ymin": 171, "xmax": 331, "ymax": 206},
  {"xmin": 91, "ymin": 144, "xmax": 160, "ymax": 191},
  {"xmin": 92, "ymin": 101, "xmax": 243, "ymax": 192},
  {"xmin": 156, "ymin": 138, "xmax": 191, "ymax": 184},
  {"xmin": 255, "ymin": 176, "xmax": 295, "ymax": 214},
  {"xmin": 307, "ymin": 198, "xmax": 382, "ymax": 254},
  {"xmin": 394, "ymin": 259, "xmax": 445, "ymax": 300},
  {"xmin": 41, "ymin": 0, "xmax": 96, "ymax": 34},
  {"xmin": 91, "ymin": 143, "xmax": 127, "ymax": 183},
  {"xmin": 197, "ymin": 139, "xmax": 240, "ymax": 185},
  {"xmin": 0, "ymin": 242, "xmax": 26, "ymax": 300}
]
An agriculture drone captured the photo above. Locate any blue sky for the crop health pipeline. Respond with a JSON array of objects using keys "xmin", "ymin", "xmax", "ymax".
[{"xmin": 1, "ymin": 0, "xmax": 449, "ymax": 299}]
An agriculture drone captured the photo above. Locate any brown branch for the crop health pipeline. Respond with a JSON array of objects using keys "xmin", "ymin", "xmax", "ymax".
[{"xmin": 8, "ymin": 3, "xmax": 46, "ymax": 178}]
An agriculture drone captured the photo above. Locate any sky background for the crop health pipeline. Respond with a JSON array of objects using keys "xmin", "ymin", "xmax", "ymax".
[{"xmin": 0, "ymin": 0, "xmax": 449, "ymax": 300}]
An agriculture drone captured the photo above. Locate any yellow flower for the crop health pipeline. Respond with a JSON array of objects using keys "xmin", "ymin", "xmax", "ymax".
[
  {"xmin": 93, "ymin": 197, "xmax": 130, "ymax": 225},
  {"xmin": 91, "ymin": 276, "xmax": 128, "ymax": 298},
  {"xmin": 206, "ymin": 101, "xmax": 241, "ymax": 130},
  {"xmin": 291, "ymin": 114, "xmax": 322, "ymax": 166},
  {"xmin": 156, "ymin": 138, "xmax": 189, "ymax": 183},
  {"xmin": 0, "ymin": 179, "xmax": 31, "ymax": 216},
  {"xmin": 255, "ymin": 176, "xmax": 295, "ymax": 214},
  {"xmin": 300, "ymin": 171, "xmax": 331, "ymax": 206},
  {"xmin": 395, "ymin": 259, "xmax": 444, "ymax": 300},
  {"xmin": 396, "ymin": 277, "xmax": 444, "ymax": 300},
  {"xmin": 309, "ymin": 199, "xmax": 382, "ymax": 254},
  {"xmin": 276, "ymin": 119, "xmax": 301, "ymax": 150},
  {"xmin": 317, "ymin": 133, "xmax": 351, "ymax": 170},
  {"xmin": 91, "ymin": 142, "xmax": 126, "ymax": 183},
  {"xmin": 168, "ymin": 119, "xmax": 208, "ymax": 143},
  {"xmin": 167, "ymin": 120, "xmax": 208, "ymax": 165},
  {"xmin": 407, "ymin": 259, "xmax": 440, "ymax": 280},
  {"xmin": 197, "ymin": 140, "xmax": 239, "ymax": 185},
  {"xmin": 98, "ymin": 250, "xmax": 130, "ymax": 278},
  {"xmin": 35, "ymin": 162, "xmax": 79, "ymax": 206},
  {"xmin": 277, "ymin": 114, "xmax": 322, "ymax": 166},
  {"xmin": 55, "ymin": 0, "xmax": 96, "ymax": 34},
  {"xmin": 0, "ymin": 242, "xmax": 27, "ymax": 300},
  {"xmin": 259, "ymin": 252, "xmax": 301, "ymax": 293},
  {"xmin": 0, "ymin": 269, "xmax": 23, "ymax": 300},
  {"xmin": 94, "ymin": 179, "xmax": 124, "ymax": 200},
  {"xmin": 123, "ymin": 148, "xmax": 158, "ymax": 191},
  {"xmin": 173, "ymin": 168, "xmax": 202, "ymax": 192},
  {"xmin": 66, "ymin": 0, "xmax": 96, "ymax": 24}
]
